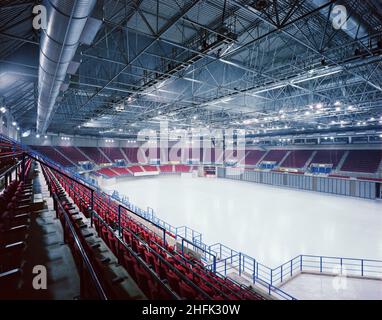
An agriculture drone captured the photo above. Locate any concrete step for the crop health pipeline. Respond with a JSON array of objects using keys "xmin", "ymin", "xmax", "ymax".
[{"xmin": 13, "ymin": 167, "xmax": 81, "ymax": 300}]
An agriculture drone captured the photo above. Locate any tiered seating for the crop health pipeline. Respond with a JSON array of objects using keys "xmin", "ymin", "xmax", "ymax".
[
  {"xmin": 78, "ymin": 147, "xmax": 110, "ymax": 164},
  {"xmin": 97, "ymin": 167, "xmax": 119, "ymax": 178},
  {"xmin": 123, "ymin": 148, "xmax": 139, "ymax": 163},
  {"xmin": 41, "ymin": 166, "xmax": 146, "ymax": 299},
  {"xmin": 201, "ymin": 148, "xmax": 215, "ymax": 163},
  {"xmin": 308, "ymin": 150, "xmax": 345, "ymax": 168},
  {"xmin": 261, "ymin": 150, "xmax": 288, "ymax": 164},
  {"xmin": 56, "ymin": 146, "xmax": 89, "ymax": 163},
  {"xmin": 174, "ymin": 165, "xmax": 191, "ymax": 173},
  {"xmin": 341, "ymin": 150, "xmax": 382, "ymax": 173},
  {"xmin": 46, "ymin": 168, "xmax": 264, "ymax": 300},
  {"xmin": 100, "ymin": 148, "xmax": 126, "ymax": 162},
  {"xmin": 142, "ymin": 165, "xmax": 158, "ymax": 172},
  {"xmin": 30, "ymin": 146, "xmax": 73, "ymax": 167},
  {"xmin": 280, "ymin": 150, "xmax": 313, "ymax": 168},
  {"xmin": 245, "ymin": 150, "xmax": 266, "ymax": 166},
  {"xmin": 0, "ymin": 159, "xmax": 34, "ymax": 293},
  {"xmin": 111, "ymin": 167, "xmax": 132, "ymax": 176},
  {"xmin": 0, "ymin": 141, "xmax": 22, "ymax": 174},
  {"xmin": 160, "ymin": 165, "xmax": 173, "ymax": 172},
  {"xmin": 129, "ymin": 165, "xmax": 143, "ymax": 173}
]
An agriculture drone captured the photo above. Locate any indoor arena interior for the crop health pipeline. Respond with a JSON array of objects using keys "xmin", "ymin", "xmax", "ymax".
[{"xmin": 0, "ymin": 0, "xmax": 382, "ymax": 302}]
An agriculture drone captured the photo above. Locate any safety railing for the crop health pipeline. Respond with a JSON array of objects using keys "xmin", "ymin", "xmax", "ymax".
[
  {"xmin": 0, "ymin": 160, "xmax": 23, "ymax": 189},
  {"xmin": 271, "ymin": 255, "xmax": 382, "ymax": 285},
  {"xmin": 52, "ymin": 192, "xmax": 108, "ymax": 300},
  {"xmin": 211, "ymin": 254, "xmax": 296, "ymax": 300}
]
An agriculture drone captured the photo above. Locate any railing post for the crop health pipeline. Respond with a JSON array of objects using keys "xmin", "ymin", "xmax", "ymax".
[
  {"xmin": 281, "ymin": 265, "xmax": 283, "ymax": 283},
  {"xmin": 90, "ymin": 189, "xmax": 94, "ymax": 227},
  {"xmin": 181, "ymin": 238, "xmax": 185, "ymax": 255},
  {"xmin": 300, "ymin": 255, "xmax": 303, "ymax": 272},
  {"xmin": 118, "ymin": 205, "xmax": 122, "ymax": 237},
  {"xmin": 361, "ymin": 260, "xmax": 364, "ymax": 277},
  {"xmin": 163, "ymin": 228, "xmax": 166, "ymax": 244},
  {"xmin": 290, "ymin": 259, "xmax": 293, "ymax": 277},
  {"xmin": 239, "ymin": 253, "xmax": 242, "ymax": 276},
  {"xmin": 21, "ymin": 152, "xmax": 26, "ymax": 182},
  {"xmin": 320, "ymin": 257, "xmax": 323, "ymax": 273},
  {"xmin": 224, "ymin": 259, "xmax": 227, "ymax": 276},
  {"xmin": 340, "ymin": 258, "xmax": 343, "ymax": 275},
  {"xmin": 213, "ymin": 255, "xmax": 216, "ymax": 273},
  {"xmin": 271, "ymin": 269, "xmax": 273, "ymax": 285},
  {"xmin": 91, "ymin": 189, "xmax": 94, "ymax": 211}
]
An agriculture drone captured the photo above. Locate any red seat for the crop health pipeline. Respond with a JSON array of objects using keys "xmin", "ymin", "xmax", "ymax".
[
  {"xmin": 179, "ymin": 281, "xmax": 197, "ymax": 299},
  {"xmin": 166, "ymin": 270, "xmax": 180, "ymax": 292}
]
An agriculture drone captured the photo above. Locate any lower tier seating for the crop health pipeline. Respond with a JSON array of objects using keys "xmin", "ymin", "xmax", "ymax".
[{"xmin": 45, "ymin": 165, "xmax": 265, "ymax": 300}]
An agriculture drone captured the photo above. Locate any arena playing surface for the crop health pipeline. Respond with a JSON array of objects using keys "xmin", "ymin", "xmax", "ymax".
[{"xmin": 105, "ymin": 175, "xmax": 382, "ymax": 268}]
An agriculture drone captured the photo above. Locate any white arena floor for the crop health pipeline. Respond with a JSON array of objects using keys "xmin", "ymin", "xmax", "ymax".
[{"xmin": 104, "ymin": 175, "xmax": 382, "ymax": 269}]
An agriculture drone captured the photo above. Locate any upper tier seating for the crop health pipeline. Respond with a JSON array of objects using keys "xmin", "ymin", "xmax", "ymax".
[
  {"xmin": 341, "ymin": 150, "xmax": 382, "ymax": 173},
  {"xmin": 56, "ymin": 146, "xmax": 89, "ymax": 162},
  {"xmin": 261, "ymin": 150, "xmax": 288, "ymax": 164},
  {"xmin": 100, "ymin": 148, "xmax": 126, "ymax": 162},
  {"xmin": 190, "ymin": 148, "xmax": 202, "ymax": 162},
  {"xmin": 123, "ymin": 148, "xmax": 139, "ymax": 163},
  {"xmin": 201, "ymin": 148, "xmax": 215, "ymax": 163},
  {"xmin": 308, "ymin": 150, "xmax": 345, "ymax": 168},
  {"xmin": 31, "ymin": 146, "xmax": 73, "ymax": 167},
  {"xmin": 280, "ymin": 150, "xmax": 313, "ymax": 168},
  {"xmin": 245, "ymin": 150, "xmax": 266, "ymax": 166},
  {"xmin": 78, "ymin": 147, "xmax": 110, "ymax": 164}
]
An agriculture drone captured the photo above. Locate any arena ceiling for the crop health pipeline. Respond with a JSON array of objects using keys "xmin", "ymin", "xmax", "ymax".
[{"xmin": 0, "ymin": 0, "xmax": 382, "ymax": 139}]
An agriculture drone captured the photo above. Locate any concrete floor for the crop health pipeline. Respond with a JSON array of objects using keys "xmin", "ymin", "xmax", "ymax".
[{"xmin": 279, "ymin": 273, "xmax": 382, "ymax": 300}]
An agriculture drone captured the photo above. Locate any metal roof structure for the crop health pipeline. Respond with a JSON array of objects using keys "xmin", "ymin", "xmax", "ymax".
[{"xmin": 0, "ymin": 0, "xmax": 381, "ymax": 139}]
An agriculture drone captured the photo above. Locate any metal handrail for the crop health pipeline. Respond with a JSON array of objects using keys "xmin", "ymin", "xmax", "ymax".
[
  {"xmin": 52, "ymin": 193, "xmax": 108, "ymax": 300},
  {"xmin": 0, "ymin": 160, "xmax": 22, "ymax": 179}
]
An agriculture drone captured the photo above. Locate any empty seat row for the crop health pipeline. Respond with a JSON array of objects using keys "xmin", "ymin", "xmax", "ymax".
[
  {"xmin": 47, "ymin": 167, "xmax": 264, "ymax": 300},
  {"xmin": 0, "ymin": 159, "xmax": 34, "ymax": 293},
  {"xmin": 41, "ymin": 165, "xmax": 146, "ymax": 300}
]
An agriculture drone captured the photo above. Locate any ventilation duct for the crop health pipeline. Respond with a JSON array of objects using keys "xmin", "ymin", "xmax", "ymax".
[{"xmin": 36, "ymin": 0, "xmax": 97, "ymax": 133}]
